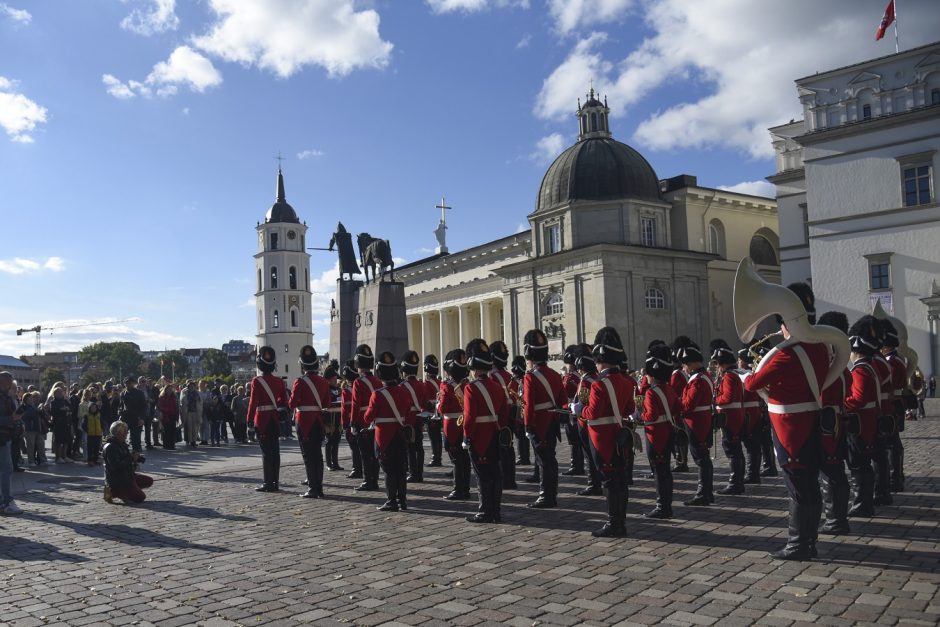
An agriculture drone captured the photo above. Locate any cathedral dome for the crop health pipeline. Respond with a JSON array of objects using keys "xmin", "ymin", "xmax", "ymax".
[
  {"xmin": 535, "ymin": 90, "xmax": 661, "ymax": 213},
  {"xmin": 265, "ymin": 169, "xmax": 300, "ymax": 224}
]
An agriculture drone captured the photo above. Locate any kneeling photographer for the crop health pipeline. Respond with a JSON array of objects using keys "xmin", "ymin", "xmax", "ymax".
[{"xmin": 103, "ymin": 421, "xmax": 153, "ymax": 504}]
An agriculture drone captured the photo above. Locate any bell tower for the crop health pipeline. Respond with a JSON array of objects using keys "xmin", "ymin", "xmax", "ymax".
[
  {"xmin": 254, "ymin": 167, "xmax": 313, "ymax": 385},
  {"xmin": 577, "ymin": 88, "xmax": 611, "ymax": 141}
]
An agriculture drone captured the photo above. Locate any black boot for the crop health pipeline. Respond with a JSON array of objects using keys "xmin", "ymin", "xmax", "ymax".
[
  {"xmin": 523, "ymin": 462, "xmax": 541, "ymax": 484},
  {"xmin": 646, "ymin": 464, "xmax": 673, "ymax": 518},
  {"xmin": 593, "ymin": 487, "xmax": 626, "ymax": 537},
  {"xmin": 890, "ymin": 446, "xmax": 905, "ymax": 493},
  {"xmin": 769, "ymin": 501, "xmax": 814, "ymax": 561},
  {"xmin": 820, "ymin": 467, "xmax": 851, "ymax": 534},
  {"xmin": 502, "ymin": 445, "xmax": 517, "ymax": 489},
  {"xmin": 378, "ymin": 471, "xmax": 399, "ymax": 512},
  {"xmin": 760, "ymin": 436, "xmax": 778, "ymax": 477},
  {"xmin": 849, "ymin": 471, "xmax": 875, "ymax": 517},
  {"xmin": 718, "ymin": 455, "xmax": 745, "ymax": 495},
  {"xmin": 744, "ymin": 445, "xmax": 761, "ymax": 484}
]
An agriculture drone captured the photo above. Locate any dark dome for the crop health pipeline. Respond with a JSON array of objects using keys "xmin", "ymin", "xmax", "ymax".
[
  {"xmin": 537, "ymin": 138, "xmax": 661, "ymax": 213},
  {"xmin": 265, "ymin": 200, "xmax": 299, "ymax": 224}
]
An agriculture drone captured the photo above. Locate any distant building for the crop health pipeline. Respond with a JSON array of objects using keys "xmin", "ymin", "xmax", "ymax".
[
  {"xmin": 230, "ymin": 353, "xmax": 257, "ymax": 385},
  {"xmin": 769, "ymin": 40, "xmax": 940, "ymax": 375},
  {"xmin": 222, "ymin": 339, "xmax": 255, "ymax": 357},
  {"xmin": 20, "ymin": 351, "xmax": 82, "ymax": 388},
  {"xmin": 0, "ymin": 355, "xmax": 40, "ymax": 390}
]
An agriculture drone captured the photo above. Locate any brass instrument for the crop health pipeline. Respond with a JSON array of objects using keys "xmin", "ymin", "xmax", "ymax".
[
  {"xmin": 747, "ymin": 331, "xmax": 783, "ymax": 363},
  {"xmin": 578, "ymin": 386, "xmax": 590, "ymax": 405},
  {"xmin": 456, "ymin": 414, "xmax": 464, "ymax": 427}
]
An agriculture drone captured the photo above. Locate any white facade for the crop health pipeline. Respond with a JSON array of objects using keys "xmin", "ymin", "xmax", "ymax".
[
  {"xmin": 769, "ymin": 41, "xmax": 940, "ymax": 376},
  {"xmin": 254, "ymin": 170, "xmax": 313, "ymax": 386}
]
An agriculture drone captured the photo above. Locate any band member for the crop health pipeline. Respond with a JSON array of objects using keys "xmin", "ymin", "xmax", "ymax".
[
  {"xmin": 463, "ymin": 339, "xmax": 508, "ymax": 523},
  {"xmin": 870, "ymin": 321, "xmax": 895, "ymax": 507},
  {"xmin": 489, "ymin": 341, "xmax": 517, "ymax": 490},
  {"xmin": 676, "ymin": 343, "xmax": 714, "ymax": 506},
  {"xmin": 736, "ymin": 347, "xmax": 764, "ymax": 484},
  {"xmin": 323, "ymin": 360, "xmax": 344, "ymax": 472},
  {"xmin": 574, "ymin": 345, "xmax": 602, "ymax": 496},
  {"xmin": 510, "ymin": 356, "xmax": 532, "ymax": 470},
  {"xmin": 422, "ymin": 355, "xmax": 444, "ymax": 468},
  {"xmin": 576, "ymin": 327, "xmax": 636, "ymax": 537},
  {"xmin": 289, "ymin": 346, "xmax": 331, "ymax": 498},
  {"xmin": 817, "ymin": 311, "xmax": 851, "ymax": 535},
  {"xmin": 399, "ymin": 350, "xmax": 429, "ymax": 483},
  {"xmin": 561, "ymin": 346, "xmax": 585, "ymax": 477},
  {"xmin": 248, "ymin": 346, "xmax": 288, "ymax": 492},
  {"xmin": 364, "ymin": 351, "xmax": 415, "ymax": 512},
  {"xmin": 711, "ymin": 339, "xmax": 746, "ymax": 495},
  {"xmin": 522, "ymin": 329, "xmax": 566, "ymax": 508},
  {"xmin": 879, "ymin": 318, "xmax": 907, "ymax": 493},
  {"xmin": 341, "ymin": 360, "xmax": 362, "ymax": 479},
  {"xmin": 737, "ymin": 264, "xmax": 848, "ymax": 561},
  {"xmin": 351, "ymin": 344, "xmax": 381, "ymax": 492},
  {"xmin": 845, "ymin": 315, "xmax": 882, "ymax": 518},
  {"xmin": 439, "ymin": 349, "xmax": 472, "ymax": 500},
  {"xmin": 669, "ymin": 336, "xmax": 694, "ymax": 473},
  {"xmin": 641, "ymin": 344, "xmax": 680, "ymax": 518}
]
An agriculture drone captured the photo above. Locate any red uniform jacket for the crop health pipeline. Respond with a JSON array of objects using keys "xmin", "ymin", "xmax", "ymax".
[
  {"xmin": 715, "ymin": 369, "xmax": 745, "ymax": 438},
  {"xmin": 669, "ymin": 369, "xmax": 688, "ymax": 404},
  {"xmin": 745, "ymin": 340, "xmax": 829, "ymax": 462},
  {"xmin": 340, "ymin": 385, "xmax": 354, "ymax": 428},
  {"xmin": 642, "ymin": 381, "xmax": 679, "ymax": 458},
  {"xmin": 871, "ymin": 354, "xmax": 894, "ymax": 417},
  {"xmin": 350, "ymin": 373, "xmax": 381, "ymax": 429},
  {"xmin": 886, "ymin": 351, "xmax": 908, "ymax": 409},
  {"xmin": 845, "ymin": 359, "xmax": 879, "ymax": 449},
  {"xmin": 523, "ymin": 364, "xmax": 566, "ymax": 440},
  {"xmin": 437, "ymin": 379, "xmax": 466, "ymax": 446},
  {"xmin": 681, "ymin": 369, "xmax": 714, "ymax": 444},
  {"xmin": 463, "ymin": 376, "xmax": 507, "ymax": 457},
  {"xmin": 364, "ymin": 383, "xmax": 415, "ymax": 452},
  {"xmin": 289, "ymin": 373, "xmax": 331, "ymax": 439},
  {"xmin": 581, "ymin": 369, "xmax": 636, "ymax": 465},
  {"xmin": 401, "ymin": 376, "xmax": 431, "ymax": 424},
  {"xmin": 562, "ymin": 371, "xmax": 580, "ymax": 408},
  {"xmin": 421, "ymin": 377, "xmax": 441, "ymax": 414},
  {"xmin": 820, "ymin": 368, "xmax": 849, "ymax": 461},
  {"xmin": 247, "ymin": 374, "xmax": 288, "ymax": 434}
]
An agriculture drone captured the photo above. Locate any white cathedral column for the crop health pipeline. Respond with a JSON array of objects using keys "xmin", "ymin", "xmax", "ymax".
[
  {"xmin": 458, "ymin": 305, "xmax": 467, "ymax": 349},
  {"xmin": 480, "ymin": 301, "xmax": 489, "ymax": 341}
]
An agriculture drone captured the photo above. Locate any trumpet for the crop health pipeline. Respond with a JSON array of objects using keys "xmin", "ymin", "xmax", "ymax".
[{"xmin": 747, "ymin": 331, "xmax": 783, "ymax": 362}]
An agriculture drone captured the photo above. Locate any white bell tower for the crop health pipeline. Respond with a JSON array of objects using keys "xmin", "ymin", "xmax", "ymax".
[{"xmin": 255, "ymin": 167, "xmax": 313, "ymax": 386}]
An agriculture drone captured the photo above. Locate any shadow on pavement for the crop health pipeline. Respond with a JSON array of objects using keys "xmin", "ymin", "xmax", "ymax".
[
  {"xmin": 26, "ymin": 513, "xmax": 228, "ymax": 553},
  {"xmin": 0, "ymin": 534, "xmax": 89, "ymax": 562}
]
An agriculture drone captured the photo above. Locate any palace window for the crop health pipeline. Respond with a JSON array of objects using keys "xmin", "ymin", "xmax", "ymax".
[
  {"xmin": 862, "ymin": 104, "xmax": 872, "ymax": 120},
  {"xmin": 869, "ymin": 258, "xmax": 891, "ymax": 291},
  {"xmin": 273, "ymin": 310, "xmax": 280, "ymax": 328},
  {"xmin": 708, "ymin": 219, "xmax": 726, "ymax": 257},
  {"xmin": 270, "ymin": 232, "xmax": 278, "ymax": 250},
  {"xmin": 932, "ymin": 88, "xmax": 940, "ymax": 105},
  {"xmin": 749, "ymin": 235, "xmax": 778, "ymax": 265},
  {"xmin": 257, "ymin": 269, "xmax": 262, "ymax": 291},
  {"xmin": 289, "ymin": 266, "xmax": 297, "ymax": 290},
  {"xmin": 545, "ymin": 292, "xmax": 564, "ymax": 316},
  {"xmin": 270, "ymin": 266, "xmax": 278, "ymax": 289},
  {"xmin": 645, "ymin": 288, "xmax": 666, "ymax": 310},
  {"xmin": 903, "ymin": 164, "xmax": 933, "ymax": 206},
  {"xmin": 590, "ymin": 112, "xmax": 598, "ymax": 132},
  {"xmin": 305, "ymin": 269, "xmax": 309, "ymax": 290},
  {"xmin": 545, "ymin": 223, "xmax": 561, "ymax": 254},
  {"xmin": 640, "ymin": 217, "xmax": 656, "ymax": 247}
]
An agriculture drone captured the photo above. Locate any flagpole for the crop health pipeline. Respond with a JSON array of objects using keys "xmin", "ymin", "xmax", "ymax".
[{"xmin": 894, "ymin": 0, "xmax": 900, "ymax": 53}]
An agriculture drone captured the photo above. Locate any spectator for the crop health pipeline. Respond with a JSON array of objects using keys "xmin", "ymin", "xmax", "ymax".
[
  {"xmin": 207, "ymin": 382, "xmax": 224, "ymax": 446},
  {"xmin": 20, "ymin": 392, "xmax": 44, "ymax": 467},
  {"xmin": 179, "ymin": 381, "xmax": 203, "ymax": 447},
  {"xmin": 157, "ymin": 385, "xmax": 179, "ymax": 450},
  {"xmin": 0, "ymin": 371, "xmax": 23, "ymax": 515},
  {"xmin": 68, "ymin": 384, "xmax": 82, "ymax": 459},
  {"xmin": 198, "ymin": 380, "xmax": 210, "ymax": 446},
  {"xmin": 140, "ymin": 377, "xmax": 158, "ymax": 450},
  {"xmin": 219, "ymin": 384, "xmax": 235, "ymax": 444},
  {"xmin": 119, "ymin": 377, "xmax": 147, "ymax": 453},
  {"xmin": 103, "ymin": 421, "xmax": 153, "ymax": 504},
  {"xmin": 929, "ymin": 376, "xmax": 936, "ymax": 398},
  {"xmin": 84, "ymin": 390, "xmax": 104, "ymax": 466},
  {"xmin": 50, "ymin": 387, "xmax": 72, "ymax": 464},
  {"xmin": 231, "ymin": 385, "xmax": 249, "ymax": 443}
]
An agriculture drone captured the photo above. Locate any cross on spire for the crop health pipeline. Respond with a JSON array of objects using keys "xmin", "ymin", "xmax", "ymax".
[
  {"xmin": 274, "ymin": 151, "xmax": 284, "ymax": 171},
  {"xmin": 436, "ymin": 196, "xmax": 453, "ymax": 224}
]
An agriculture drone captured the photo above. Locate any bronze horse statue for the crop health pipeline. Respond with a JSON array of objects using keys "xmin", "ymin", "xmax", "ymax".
[{"xmin": 357, "ymin": 232, "xmax": 394, "ymax": 283}]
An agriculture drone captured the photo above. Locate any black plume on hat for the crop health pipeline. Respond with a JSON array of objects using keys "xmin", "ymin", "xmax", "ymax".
[
  {"xmin": 818, "ymin": 311, "xmax": 849, "ymax": 335},
  {"xmin": 375, "ymin": 350, "xmax": 400, "ymax": 382},
  {"xmin": 399, "ymin": 350, "xmax": 420, "ymax": 375},
  {"xmin": 848, "ymin": 315, "xmax": 880, "ymax": 356},
  {"xmin": 489, "ymin": 341, "xmax": 509, "ymax": 366},
  {"xmin": 256, "ymin": 345, "xmax": 277, "ymax": 374},
  {"xmin": 354, "ymin": 344, "xmax": 374, "ymax": 370},
  {"xmin": 563, "ymin": 345, "xmax": 579, "ymax": 365},
  {"xmin": 787, "ymin": 282, "xmax": 816, "ymax": 324},
  {"xmin": 647, "ymin": 339, "xmax": 667, "ymax": 351},
  {"xmin": 709, "ymin": 338, "xmax": 735, "ymax": 366},
  {"xmin": 342, "ymin": 359, "xmax": 358, "ymax": 382},
  {"xmin": 444, "ymin": 349, "xmax": 469, "ymax": 380},
  {"xmin": 323, "ymin": 359, "xmax": 339, "ymax": 379},
  {"xmin": 424, "ymin": 354, "xmax": 440, "ymax": 375},
  {"xmin": 670, "ymin": 335, "xmax": 698, "ymax": 362},
  {"xmin": 592, "ymin": 326, "xmax": 624, "ymax": 362},
  {"xmin": 299, "ymin": 345, "xmax": 319, "ymax": 371},
  {"xmin": 510, "ymin": 355, "xmax": 526, "ymax": 378},
  {"xmin": 645, "ymin": 344, "xmax": 673, "ymax": 382},
  {"xmin": 466, "ymin": 338, "xmax": 494, "ymax": 372},
  {"xmin": 877, "ymin": 318, "xmax": 900, "ymax": 348},
  {"xmin": 575, "ymin": 343, "xmax": 596, "ymax": 374},
  {"xmin": 523, "ymin": 329, "xmax": 549, "ymax": 362}
]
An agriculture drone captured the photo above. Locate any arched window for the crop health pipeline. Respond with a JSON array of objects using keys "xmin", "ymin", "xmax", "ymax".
[
  {"xmin": 590, "ymin": 112, "xmax": 598, "ymax": 132},
  {"xmin": 290, "ymin": 309, "xmax": 298, "ymax": 327},
  {"xmin": 270, "ymin": 232, "xmax": 278, "ymax": 250},
  {"xmin": 289, "ymin": 266, "xmax": 297, "ymax": 290},
  {"xmin": 545, "ymin": 292, "xmax": 564, "ymax": 316},
  {"xmin": 708, "ymin": 219, "xmax": 726, "ymax": 257},
  {"xmin": 257, "ymin": 269, "xmax": 262, "ymax": 291},
  {"xmin": 749, "ymin": 235, "xmax": 778, "ymax": 265},
  {"xmin": 645, "ymin": 288, "xmax": 666, "ymax": 310},
  {"xmin": 273, "ymin": 310, "xmax": 279, "ymax": 328},
  {"xmin": 862, "ymin": 104, "xmax": 872, "ymax": 120},
  {"xmin": 270, "ymin": 266, "xmax": 278, "ymax": 289}
]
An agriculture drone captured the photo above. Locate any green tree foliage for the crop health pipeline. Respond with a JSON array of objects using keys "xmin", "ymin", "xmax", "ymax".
[
  {"xmin": 41, "ymin": 367, "xmax": 65, "ymax": 395},
  {"xmin": 200, "ymin": 348, "xmax": 232, "ymax": 377},
  {"xmin": 78, "ymin": 342, "xmax": 142, "ymax": 381}
]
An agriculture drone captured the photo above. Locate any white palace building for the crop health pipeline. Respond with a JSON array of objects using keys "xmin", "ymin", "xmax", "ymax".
[{"xmin": 399, "ymin": 92, "xmax": 780, "ymax": 370}]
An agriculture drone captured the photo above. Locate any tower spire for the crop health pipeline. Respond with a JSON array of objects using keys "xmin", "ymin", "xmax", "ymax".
[{"xmin": 276, "ymin": 167, "xmax": 286, "ymax": 202}]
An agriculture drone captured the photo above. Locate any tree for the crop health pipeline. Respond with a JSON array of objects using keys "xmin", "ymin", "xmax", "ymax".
[
  {"xmin": 200, "ymin": 348, "xmax": 232, "ymax": 377},
  {"xmin": 152, "ymin": 350, "xmax": 190, "ymax": 382},
  {"xmin": 41, "ymin": 367, "xmax": 65, "ymax": 395},
  {"xmin": 78, "ymin": 342, "xmax": 142, "ymax": 381}
]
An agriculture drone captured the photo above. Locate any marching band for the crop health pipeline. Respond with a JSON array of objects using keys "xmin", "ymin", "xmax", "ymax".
[{"xmin": 244, "ymin": 257, "xmax": 923, "ymax": 561}]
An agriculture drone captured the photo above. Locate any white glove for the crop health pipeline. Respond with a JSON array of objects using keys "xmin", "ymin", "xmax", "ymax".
[{"xmin": 572, "ymin": 401, "xmax": 584, "ymax": 417}]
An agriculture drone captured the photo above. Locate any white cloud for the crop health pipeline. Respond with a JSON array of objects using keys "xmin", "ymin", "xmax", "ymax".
[
  {"xmin": 516, "ymin": 34, "xmax": 531, "ymax": 49},
  {"xmin": 535, "ymin": 0, "xmax": 939, "ymax": 158},
  {"xmin": 0, "ymin": 256, "xmax": 65, "ymax": 275},
  {"xmin": 427, "ymin": 0, "xmax": 529, "ymax": 13},
  {"xmin": 121, "ymin": 0, "xmax": 178, "ymax": 36},
  {"xmin": 0, "ymin": 2, "xmax": 30, "ymax": 25},
  {"xmin": 103, "ymin": 46, "xmax": 222, "ymax": 99},
  {"xmin": 530, "ymin": 132, "xmax": 566, "ymax": 164},
  {"xmin": 718, "ymin": 180, "xmax": 775, "ymax": 198},
  {"xmin": 193, "ymin": 0, "xmax": 394, "ymax": 79},
  {"xmin": 0, "ymin": 77, "xmax": 47, "ymax": 143},
  {"xmin": 297, "ymin": 148, "xmax": 325, "ymax": 160},
  {"xmin": 0, "ymin": 318, "xmax": 185, "ymax": 356},
  {"xmin": 547, "ymin": 0, "xmax": 633, "ymax": 34}
]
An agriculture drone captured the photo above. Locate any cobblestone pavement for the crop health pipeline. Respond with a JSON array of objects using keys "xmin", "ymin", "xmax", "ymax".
[{"xmin": 2, "ymin": 419, "xmax": 938, "ymax": 627}]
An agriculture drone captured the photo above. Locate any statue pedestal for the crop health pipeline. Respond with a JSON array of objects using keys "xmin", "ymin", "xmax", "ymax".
[{"xmin": 329, "ymin": 279, "xmax": 409, "ymax": 363}]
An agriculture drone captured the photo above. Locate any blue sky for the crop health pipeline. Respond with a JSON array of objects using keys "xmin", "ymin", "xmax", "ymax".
[{"xmin": 1, "ymin": 0, "xmax": 937, "ymax": 356}]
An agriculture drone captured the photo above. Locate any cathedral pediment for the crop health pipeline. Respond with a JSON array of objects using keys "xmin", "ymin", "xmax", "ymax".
[
  {"xmin": 848, "ymin": 70, "xmax": 882, "ymax": 85},
  {"xmin": 914, "ymin": 52, "xmax": 940, "ymax": 70}
]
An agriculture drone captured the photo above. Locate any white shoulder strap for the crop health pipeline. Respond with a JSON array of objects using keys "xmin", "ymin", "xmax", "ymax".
[
  {"xmin": 256, "ymin": 377, "xmax": 278, "ymax": 407},
  {"xmin": 402, "ymin": 380, "xmax": 421, "ymax": 412},
  {"xmin": 791, "ymin": 344, "xmax": 821, "ymax": 407},
  {"xmin": 361, "ymin": 377, "xmax": 376, "ymax": 393},
  {"xmin": 473, "ymin": 379, "xmax": 498, "ymax": 417},
  {"xmin": 378, "ymin": 388, "xmax": 405, "ymax": 426},
  {"xmin": 650, "ymin": 385, "xmax": 673, "ymax": 424},
  {"xmin": 600, "ymin": 377, "xmax": 622, "ymax": 421},
  {"xmin": 531, "ymin": 369, "xmax": 557, "ymax": 407},
  {"xmin": 302, "ymin": 375, "xmax": 323, "ymax": 409}
]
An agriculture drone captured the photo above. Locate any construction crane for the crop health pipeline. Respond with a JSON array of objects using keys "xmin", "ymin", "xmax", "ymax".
[{"xmin": 16, "ymin": 318, "xmax": 140, "ymax": 355}]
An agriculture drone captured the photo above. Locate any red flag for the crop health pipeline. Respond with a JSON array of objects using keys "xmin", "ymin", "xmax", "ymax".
[{"xmin": 876, "ymin": 0, "xmax": 895, "ymax": 41}]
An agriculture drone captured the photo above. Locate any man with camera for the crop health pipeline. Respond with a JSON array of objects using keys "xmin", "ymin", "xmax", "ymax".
[
  {"xmin": 0, "ymin": 372, "xmax": 24, "ymax": 515},
  {"xmin": 103, "ymin": 420, "xmax": 153, "ymax": 504}
]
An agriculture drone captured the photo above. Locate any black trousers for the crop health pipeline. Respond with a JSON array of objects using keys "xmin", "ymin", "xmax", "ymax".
[
  {"xmin": 721, "ymin": 427, "xmax": 746, "ymax": 488},
  {"xmin": 515, "ymin": 420, "xmax": 531, "ymax": 464},
  {"xmin": 129, "ymin": 424, "xmax": 143, "ymax": 453},
  {"xmin": 345, "ymin": 427, "xmax": 362, "ymax": 473},
  {"xmin": 324, "ymin": 424, "xmax": 342, "ymax": 468},
  {"xmin": 846, "ymin": 434, "xmax": 875, "ymax": 511},
  {"xmin": 872, "ymin": 433, "xmax": 892, "ymax": 500},
  {"xmin": 564, "ymin": 420, "xmax": 584, "ymax": 472},
  {"xmin": 688, "ymin": 428, "xmax": 713, "ymax": 498},
  {"xmin": 407, "ymin": 425, "xmax": 424, "ymax": 479},
  {"xmin": 446, "ymin": 437, "xmax": 472, "ymax": 496},
  {"xmin": 499, "ymin": 430, "xmax": 516, "ymax": 488},
  {"xmin": 378, "ymin": 436, "xmax": 407, "ymax": 505},
  {"xmin": 886, "ymin": 430, "xmax": 904, "ymax": 489},
  {"xmin": 578, "ymin": 421, "xmax": 601, "ymax": 490},
  {"xmin": 357, "ymin": 428, "xmax": 379, "ymax": 485},
  {"xmin": 470, "ymin": 438, "xmax": 503, "ymax": 519},
  {"xmin": 426, "ymin": 420, "xmax": 443, "ymax": 464},
  {"xmin": 144, "ymin": 418, "xmax": 154, "ymax": 446},
  {"xmin": 258, "ymin": 421, "xmax": 281, "ymax": 487},
  {"xmin": 299, "ymin": 423, "xmax": 324, "ymax": 494},
  {"xmin": 742, "ymin": 415, "xmax": 763, "ymax": 478},
  {"xmin": 530, "ymin": 425, "xmax": 559, "ymax": 501},
  {"xmin": 772, "ymin": 429, "xmax": 822, "ymax": 551},
  {"xmin": 588, "ymin": 437, "xmax": 628, "ymax": 530},
  {"xmin": 819, "ymin": 460, "xmax": 849, "ymax": 526},
  {"xmin": 646, "ymin": 432, "xmax": 674, "ymax": 511}
]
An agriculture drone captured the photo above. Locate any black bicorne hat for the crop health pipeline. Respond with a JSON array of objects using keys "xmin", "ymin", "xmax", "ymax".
[
  {"xmin": 787, "ymin": 282, "xmax": 816, "ymax": 324},
  {"xmin": 424, "ymin": 354, "xmax": 440, "ymax": 375},
  {"xmin": 444, "ymin": 349, "xmax": 469, "ymax": 380},
  {"xmin": 848, "ymin": 315, "xmax": 880, "ymax": 357},
  {"xmin": 510, "ymin": 355, "xmax": 526, "ymax": 378},
  {"xmin": 523, "ymin": 329, "xmax": 549, "ymax": 362},
  {"xmin": 354, "ymin": 344, "xmax": 374, "ymax": 370},
  {"xmin": 323, "ymin": 359, "xmax": 339, "ymax": 379},
  {"xmin": 709, "ymin": 338, "xmax": 735, "ymax": 366},
  {"xmin": 592, "ymin": 326, "xmax": 624, "ymax": 363},
  {"xmin": 877, "ymin": 318, "xmax": 900, "ymax": 348},
  {"xmin": 670, "ymin": 335, "xmax": 698, "ymax": 362},
  {"xmin": 563, "ymin": 345, "xmax": 579, "ymax": 365},
  {"xmin": 399, "ymin": 350, "xmax": 420, "ymax": 375},
  {"xmin": 256, "ymin": 345, "xmax": 277, "ymax": 374},
  {"xmin": 645, "ymin": 344, "xmax": 673, "ymax": 382},
  {"xmin": 342, "ymin": 359, "xmax": 358, "ymax": 382},
  {"xmin": 489, "ymin": 341, "xmax": 509, "ymax": 366},
  {"xmin": 466, "ymin": 338, "xmax": 493, "ymax": 372},
  {"xmin": 575, "ymin": 343, "xmax": 596, "ymax": 373},
  {"xmin": 818, "ymin": 311, "xmax": 849, "ymax": 335},
  {"xmin": 375, "ymin": 351, "xmax": 399, "ymax": 382},
  {"xmin": 676, "ymin": 345, "xmax": 704, "ymax": 365},
  {"xmin": 299, "ymin": 345, "xmax": 319, "ymax": 371}
]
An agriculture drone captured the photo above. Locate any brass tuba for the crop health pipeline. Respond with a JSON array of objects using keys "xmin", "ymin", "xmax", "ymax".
[{"xmin": 733, "ymin": 258, "xmax": 850, "ymax": 391}]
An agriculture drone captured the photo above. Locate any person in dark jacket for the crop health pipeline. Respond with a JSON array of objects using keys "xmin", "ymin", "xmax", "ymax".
[
  {"xmin": 119, "ymin": 377, "xmax": 148, "ymax": 453},
  {"xmin": 103, "ymin": 421, "xmax": 153, "ymax": 504}
]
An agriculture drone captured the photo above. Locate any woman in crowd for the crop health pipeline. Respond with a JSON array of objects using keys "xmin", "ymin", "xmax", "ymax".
[
  {"xmin": 157, "ymin": 385, "xmax": 179, "ymax": 450},
  {"xmin": 50, "ymin": 387, "xmax": 72, "ymax": 464},
  {"xmin": 20, "ymin": 391, "xmax": 44, "ymax": 467},
  {"xmin": 84, "ymin": 388, "xmax": 104, "ymax": 466}
]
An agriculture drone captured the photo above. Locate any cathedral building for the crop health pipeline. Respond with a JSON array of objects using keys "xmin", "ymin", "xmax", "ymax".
[
  {"xmin": 254, "ymin": 169, "xmax": 313, "ymax": 385},
  {"xmin": 400, "ymin": 92, "xmax": 780, "ymax": 370}
]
